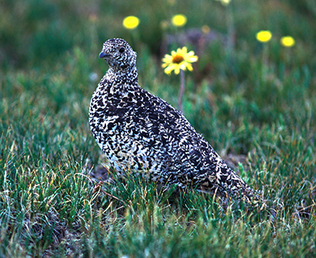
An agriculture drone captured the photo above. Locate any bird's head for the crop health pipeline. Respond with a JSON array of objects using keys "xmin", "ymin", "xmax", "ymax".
[{"xmin": 99, "ymin": 38, "xmax": 137, "ymax": 69}]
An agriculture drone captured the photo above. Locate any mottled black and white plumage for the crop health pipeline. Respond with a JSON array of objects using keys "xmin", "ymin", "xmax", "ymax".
[{"xmin": 89, "ymin": 38, "xmax": 255, "ymax": 202}]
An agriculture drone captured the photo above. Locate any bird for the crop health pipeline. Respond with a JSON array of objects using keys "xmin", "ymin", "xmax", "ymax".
[{"xmin": 89, "ymin": 38, "xmax": 256, "ymax": 203}]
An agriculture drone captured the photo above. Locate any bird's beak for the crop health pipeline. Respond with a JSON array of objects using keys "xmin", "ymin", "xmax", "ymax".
[{"xmin": 99, "ymin": 51, "xmax": 111, "ymax": 59}]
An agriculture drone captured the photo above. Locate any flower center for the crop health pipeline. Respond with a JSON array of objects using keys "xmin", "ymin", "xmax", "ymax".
[{"xmin": 172, "ymin": 54, "xmax": 184, "ymax": 64}]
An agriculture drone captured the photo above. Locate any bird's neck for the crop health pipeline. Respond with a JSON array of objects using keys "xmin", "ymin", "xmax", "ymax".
[
  {"xmin": 95, "ymin": 65, "xmax": 139, "ymax": 98},
  {"xmin": 105, "ymin": 65, "xmax": 138, "ymax": 87}
]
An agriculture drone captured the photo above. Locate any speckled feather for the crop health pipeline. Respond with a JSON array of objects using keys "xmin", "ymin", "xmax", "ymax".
[{"xmin": 89, "ymin": 38, "xmax": 255, "ymax": 201}]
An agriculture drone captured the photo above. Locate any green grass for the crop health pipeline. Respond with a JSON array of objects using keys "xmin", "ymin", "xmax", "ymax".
[{"xmin": 1, "ymin": 0, "xmax": 316, "ymax": 257}]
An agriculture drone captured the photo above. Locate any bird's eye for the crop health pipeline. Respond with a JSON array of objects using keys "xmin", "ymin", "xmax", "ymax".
[{"xmin": 119, "ymin": 47, "xmax": 125, "ymax": 53}]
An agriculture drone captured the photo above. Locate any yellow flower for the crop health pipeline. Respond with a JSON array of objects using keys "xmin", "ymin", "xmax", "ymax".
[
  {"xmin": 221, "ymin": 0, "xmax": 231, "ymax": 6},
  {"xmin": 280, "ymin": 36, "xmax": 295, "ymax": 47},
  {"xmin": 171, "ymin": 14, "xmax": 187, "ymax": 27},
  {"xmin": 256, "ymin": 30, "xmax": 272, "ymax": 43},
  {"xmin": 215, "ymin": 0, "xmax": 231, "ymax": 6},
  {"xmin": 167, "ymin": 0, "xmax": 176, "ymax": 6},
  {"xmin": 202, "ymin": 25, "xmax": 210, "ymax": 34},
  {"xmin": 122, "ymin": 16, "xmax": 140, "ymax": 30},
  {"xmin": 162, "ymin": 47, "xmax": 198, "ymax": 75}
]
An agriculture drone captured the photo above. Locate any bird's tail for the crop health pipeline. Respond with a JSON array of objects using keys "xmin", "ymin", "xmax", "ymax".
[{"xmin": 198, "ymin": 162, "xmax": 264, "ymax": 209}]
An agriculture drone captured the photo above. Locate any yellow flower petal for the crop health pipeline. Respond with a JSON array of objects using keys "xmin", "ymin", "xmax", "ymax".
[
  {"xmin": 164, "ymin": 67, "xmax": 172, "ymax": 74},
  {"xmin": 186, "ymin": 54, "xmax": 198, "ymax": 62},
  {"xmin": 174, "ymin": 66, "xmax": 180, "ymax": 74},
  {"xmin": 162, "ymin": 54, "xmax": 172, "ymax": 65},
  {"xmin": 179, "ymin": 62, "xmax": 187, "ymax": 70},
  {"xmin": 186, "ymin": 63, "xmax": 193, "ymax": 71},
  {"xmin": 181, "ymin": 47, "xmax": 188, "ymax": 53},
  {"xmin": 164, "ymin": 63, "xmax": 176, "ymax": 74}
]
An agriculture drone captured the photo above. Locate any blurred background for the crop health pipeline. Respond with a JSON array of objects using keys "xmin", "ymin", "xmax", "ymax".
[{"xmin": 2, "ymin": 0, "xmax": 316, "ymax": 67}]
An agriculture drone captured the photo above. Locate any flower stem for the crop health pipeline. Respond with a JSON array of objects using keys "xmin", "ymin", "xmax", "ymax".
[{"xmin": 178, "ymin": 69, "xmax": 185, "ymax": 113}]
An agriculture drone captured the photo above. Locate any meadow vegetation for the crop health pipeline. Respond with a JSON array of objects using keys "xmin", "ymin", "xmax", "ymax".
[{"xmin": 1, "ymin": 0, "xmax": 315, "ymax": 257}]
